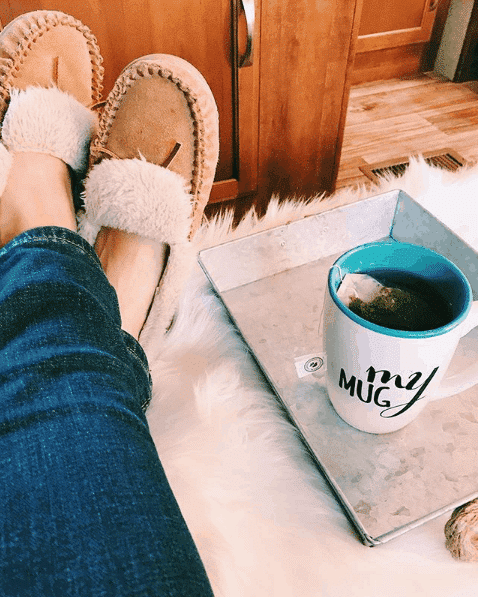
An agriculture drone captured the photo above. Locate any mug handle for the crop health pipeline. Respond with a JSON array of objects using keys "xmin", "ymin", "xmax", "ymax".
[{"xmin": 430, "ymin": 301, "xmax": 478, "ymax": 400}]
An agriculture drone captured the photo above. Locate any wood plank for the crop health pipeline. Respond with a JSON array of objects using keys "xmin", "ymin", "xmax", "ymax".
[
  {"xmin": 424, "ymin": 106, "xmax": 478, "ymax": 134},
  {"xmin": 348, "ymin": 73, "xmax": 439, "ymax": 98},
  {"xmin": 343, "ymin": 118, "xmax": 450, "ymax": 160},
  {"xmin": 257, "ymin": 0, "xmax": 361, "ymax": 204},
  {"xmin": 351, "ymin": 44, "xmax": 425, "ymax": 85},
  {"xmin": 345, "ymin": 81, "xmax": 478, "ymax": 125},
  {"xmin": 356, "ymin": 28, "xmax": 433, "ymax": 54}
]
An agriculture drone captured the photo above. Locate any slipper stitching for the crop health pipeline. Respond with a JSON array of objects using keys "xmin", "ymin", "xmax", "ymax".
[{"xmin": 0, "ymin": 11, "xmax": 103, "ymax": 115}]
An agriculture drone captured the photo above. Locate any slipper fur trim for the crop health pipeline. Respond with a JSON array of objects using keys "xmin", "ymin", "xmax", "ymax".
[
  {"xmin": 0, "ymin": 143, "xmax": 13, "ymax": 196},
  {"xmin": 0, "ymin": 10, "xmax": 103, "ymax": 115},
  {"xmin": 82, "ymin": 157, "xmax": 193, "ymax": 242},
  {"xmin": 1, "ymin": 87, "xmax": 96, "ymax": 173}
]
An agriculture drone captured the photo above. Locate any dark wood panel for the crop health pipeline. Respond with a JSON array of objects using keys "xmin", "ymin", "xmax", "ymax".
[
  {"xmin": 358, "ymin": 0, "xmax": 428, "ymax": 36},
  {"xmin": 351, "ymin": 44, "xmax": 425, "ymax": 85},
  {"xmin": 256, "ymin": 0, "xmax": 362, "ymax": 206}
]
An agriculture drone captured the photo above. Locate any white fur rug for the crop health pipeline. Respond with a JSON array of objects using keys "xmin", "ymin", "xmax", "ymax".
[{"xmin": 146, "ymin": 158, "xmax": 478, "ymax": 597}]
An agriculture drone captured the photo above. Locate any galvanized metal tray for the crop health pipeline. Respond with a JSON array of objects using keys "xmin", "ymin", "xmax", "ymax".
[{"xmin": 198, "ymin": 190, "xmax": 478, "ymax": 546}]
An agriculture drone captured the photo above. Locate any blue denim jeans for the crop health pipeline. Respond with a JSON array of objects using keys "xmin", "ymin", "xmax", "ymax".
[{"xmin": 0, "ymin": 227, "xmax": 213, "ymax": 596}]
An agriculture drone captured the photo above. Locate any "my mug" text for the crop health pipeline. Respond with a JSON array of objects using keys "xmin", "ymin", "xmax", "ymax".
[{"xmin": 338, "ymin": 365, "xmax": 439, "ymax": 417}]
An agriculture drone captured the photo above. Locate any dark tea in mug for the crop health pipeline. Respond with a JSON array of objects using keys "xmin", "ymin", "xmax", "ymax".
[{"xmin": 346, "ymin": 270, "xmax": 454, "ymax": 332}]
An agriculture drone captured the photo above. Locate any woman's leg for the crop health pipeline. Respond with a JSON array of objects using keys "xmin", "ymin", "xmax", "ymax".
[{"xmin": 0, "ymin": 160, "xmax": 213, "ymax": 594}]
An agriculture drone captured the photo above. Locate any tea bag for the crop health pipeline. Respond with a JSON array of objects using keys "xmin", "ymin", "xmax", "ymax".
[
  {"xmin": 337, "ymin": 273, "xmax": 383, "ymax": 306},
  {"xmin": 337, "ymin": 273, "xmax": 449, "ymax": 332}
]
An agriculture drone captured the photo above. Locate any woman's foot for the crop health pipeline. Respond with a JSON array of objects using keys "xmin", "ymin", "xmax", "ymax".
[
  {"xmin": 0, "ymin": 11, "xmax": 103, "ymax": 242},
  {"xmin": 0, "ymin": 152, "xmax": 76, "ymax": 246},
  {"xmin": 0, "ymin": 86, "xmax": 97, "ymax": 246},
  {"xmin": 80, "ymin": 54, "xmax": 219, "ymax": 351},
  {"xmin": 94, "ymin": 227, "xmax": 168, "ymax": 339}
]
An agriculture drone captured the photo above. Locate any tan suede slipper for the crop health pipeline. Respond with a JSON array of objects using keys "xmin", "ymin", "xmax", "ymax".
[
  {"xmin": 0, "ymin": 10, "xmax": 103, "ymax": 116},
  {"xmin": 89, "ymin": 53, "xmax": 219, "ymax": 237},
  {"xmin": 80, "ymin": 54, "xmax": 219, "ymax": 355},
  {"xmin": 0, "ymin": 11, "xmax": 103, "ymax": 197}
]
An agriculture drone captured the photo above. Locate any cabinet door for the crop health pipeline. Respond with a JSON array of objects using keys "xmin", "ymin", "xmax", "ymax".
[
  {"xmin": 352, "ymin": 0, "xmax": 440, "ymax": 83},
  {"xmin": 356, "ymin": 0, "xmax": 438, "ymax": 53},
  {"xmin": 0, "ymin": 0, "xmax": 260, "ymax": 205}
]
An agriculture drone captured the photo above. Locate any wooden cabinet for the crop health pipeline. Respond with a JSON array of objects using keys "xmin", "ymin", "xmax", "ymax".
[
  {"xmin": 0, "ymin": 0, "xmax": 258, "ymax": 205},
  {"xmin": 1, "ymin": 0, "xmax": 362, "ymax": 214},
  {"xmin": 352, "ymin": 0, "xmax": 447, "ymax": 84}
]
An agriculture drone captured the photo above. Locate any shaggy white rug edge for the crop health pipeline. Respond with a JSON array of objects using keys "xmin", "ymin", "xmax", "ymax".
[{"xmin": 146, "ymin": 158, "xmax": 478, "ymax": 597}]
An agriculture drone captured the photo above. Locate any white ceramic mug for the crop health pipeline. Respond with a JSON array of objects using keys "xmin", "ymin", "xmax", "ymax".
[{"xmin": 323, "ymin": 240, "xmax": 478, "ymax": 434}]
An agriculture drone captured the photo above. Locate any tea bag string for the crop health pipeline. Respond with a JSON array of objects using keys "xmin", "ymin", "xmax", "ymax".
[
  {"xmin": 318, "ymin": 267, "xmax": 344, "ymax": 350},
  {"xmin": 332, "ymin": 264, "xmax": 345, "ymax": 282}
]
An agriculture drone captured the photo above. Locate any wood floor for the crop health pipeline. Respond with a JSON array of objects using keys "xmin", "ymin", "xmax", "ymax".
[{"xmin": 336, "ymin": 72, "xmax": 478, "ymax": 190}]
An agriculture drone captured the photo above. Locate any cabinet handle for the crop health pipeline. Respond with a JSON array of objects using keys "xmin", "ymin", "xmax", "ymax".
[{"xmin": 238, "ymin": 0, "xmax": 255, "ymax": 68}]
